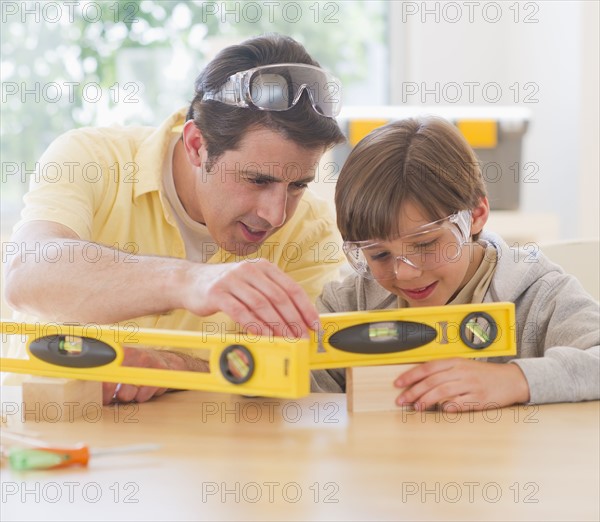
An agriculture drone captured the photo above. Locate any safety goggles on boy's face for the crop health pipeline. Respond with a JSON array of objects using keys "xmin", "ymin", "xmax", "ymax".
[
  {"xmin": 201, "ymin": 63, "xmax": 342, "ymax": 118},
  {"xmin": 342, "ymin": 210, "xmax": 473, "ymax": 280}
]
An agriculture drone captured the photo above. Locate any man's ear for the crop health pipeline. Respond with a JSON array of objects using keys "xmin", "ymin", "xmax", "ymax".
[
  {"xmin": 471, "ymin": 196, "xmax": 490, "ymax": 236},
  {"xmin": 182, "ymin": 119, "xmax": 206, "ymax": 167}
]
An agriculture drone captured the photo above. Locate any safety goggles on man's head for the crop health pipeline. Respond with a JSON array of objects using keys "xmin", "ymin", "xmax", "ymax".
[
  {"xmin": 342, "ymin": 210, "xmax": 473, "ymax": 281},
  {"xmin": 201, "ymin": 63, "xmax": 342, "ymax": 118}
]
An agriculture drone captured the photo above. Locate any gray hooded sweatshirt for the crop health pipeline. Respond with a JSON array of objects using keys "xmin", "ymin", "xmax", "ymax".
[{"xmin": 311, "ymin": 231, "xmax": 600, "ymax": 404}]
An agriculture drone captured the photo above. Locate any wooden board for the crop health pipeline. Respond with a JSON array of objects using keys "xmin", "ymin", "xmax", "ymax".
[
  {"xmin": 347, "ymin": 364, "xmax": 417, "ymax": 412},
  {"xmin": 19, "ymin": 377, "xmax": 103, "ymax": 423}
]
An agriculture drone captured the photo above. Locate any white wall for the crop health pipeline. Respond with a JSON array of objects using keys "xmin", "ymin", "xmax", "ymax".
[
  {"xmin": 389, "ymin": 0, "xmax": 599, "ymax": 240},
  {"xmin": 579, "ymin": 0, "xmax": 600, "ymax": 238}
]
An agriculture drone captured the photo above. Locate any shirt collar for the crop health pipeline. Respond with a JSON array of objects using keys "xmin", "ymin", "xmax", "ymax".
[{"xmin": 132, "ymin": 107, "xmax": 187, "ymax": 199}]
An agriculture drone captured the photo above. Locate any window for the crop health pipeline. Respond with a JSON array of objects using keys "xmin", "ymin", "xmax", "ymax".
[{"xmin": 0, "ymin": 1, "xmax": 389, "ymax": 232}]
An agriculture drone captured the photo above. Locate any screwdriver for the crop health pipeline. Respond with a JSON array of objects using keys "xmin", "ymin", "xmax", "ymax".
[{"xmin": 4, "ymin": 443, "xmax": 161, "ymax": 471}]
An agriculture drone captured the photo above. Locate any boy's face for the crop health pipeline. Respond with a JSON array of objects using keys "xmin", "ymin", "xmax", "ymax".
[{"xmin": 374, "ymin": 201, "xmax": 487, "ymax": 307}]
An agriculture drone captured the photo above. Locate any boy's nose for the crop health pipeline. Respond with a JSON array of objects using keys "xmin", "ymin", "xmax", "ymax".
[{"xmin": 393, "ymin": 256, "xmax": 423, "ymax": 280}]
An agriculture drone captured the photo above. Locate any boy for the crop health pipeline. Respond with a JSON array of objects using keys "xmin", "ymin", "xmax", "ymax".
[{"xmin": 312, "ymin": 117, "xmax": 599, "ymax": 410}]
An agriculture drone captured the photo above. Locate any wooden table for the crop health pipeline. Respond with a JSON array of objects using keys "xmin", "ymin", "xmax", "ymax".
[{"xmin": 1, "ymin": 391, "xmax": 598, "ymax": 521}]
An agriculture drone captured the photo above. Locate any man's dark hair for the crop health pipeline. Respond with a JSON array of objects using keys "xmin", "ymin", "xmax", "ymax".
[{"xmin": 186, "ymin": 33, "xmax": 346, "ymax": 165}]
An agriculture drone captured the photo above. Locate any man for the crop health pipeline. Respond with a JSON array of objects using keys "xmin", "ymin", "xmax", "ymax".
[{"xmin": 3, "ymin": 34, "xmax": 346, "ymax": 403}]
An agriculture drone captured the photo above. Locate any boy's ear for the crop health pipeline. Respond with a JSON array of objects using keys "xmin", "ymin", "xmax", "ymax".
[
  {"xmin": 471, "ymin": 197, "xmax": 490, "ymax": 236},
  {"xmin": 182, "ymin": 120, "xmax": 206, "ymax": 167}
]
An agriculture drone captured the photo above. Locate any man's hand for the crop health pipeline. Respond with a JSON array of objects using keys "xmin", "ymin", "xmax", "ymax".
[
  {"xmin": 103, "ymin": 346, "xmax": 208, "ymax": 405},
  {"xmin": 394, "ymin": 359, "xmax": 531, "ymax": 411},
  {"xmin": 181, "ymin": 259, "xmax": 320, "ymax": 339}
]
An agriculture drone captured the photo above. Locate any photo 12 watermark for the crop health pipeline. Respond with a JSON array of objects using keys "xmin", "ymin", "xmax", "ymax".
[
  {"xmin": 399, "ymin": 402, "xmax": 540, "ymax": 424},
  {"xmin": 401, "ymin": 481, "xmax": 540, "ymax": 504},
  {"xmin": 2, "ymin": 240, "xmax": 141, "ymax": 266},
  {"xmin": 198, "ymin": 399, "xmax": 341, "ymax": 424},
  {"xmin": 201, "ymin": 481, "xmax": 340, "ymax": 504},
  {"xmin": 199, "ymin": 2, "xmax": 340, "ymax": 24},
  {"xmin": 1, "ymin": 160, "xmax": 140, "ymax": 185},
  {"xmin": 2, "ymin": 481, "xmax": 140, "ymax": 504},
  {"xmin": 399, "ymin": 2, "xmax": 540, "ymax": 24},
  {"xmin": 1, "ymin": 1, "xmax": 139, "ymax": 24},
  {"xmin": 2, "ymin": 401, "xmax": 139, "ymax": 424},
  {"xmin": 0, "ymin": 319, "xmax": 140, "ymax": 345},
  {"xmin": 2, "ymin": 82, "xmax": 141, "ymax": 105},
  {"xmin": 400, "ymin": 81, "xmax": 540, "ymax": 104}
]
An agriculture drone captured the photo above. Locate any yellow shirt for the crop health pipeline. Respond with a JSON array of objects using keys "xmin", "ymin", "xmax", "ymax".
[{"xmin": 9, "ymin": 108, "xmax": 344, "ymax": 355}]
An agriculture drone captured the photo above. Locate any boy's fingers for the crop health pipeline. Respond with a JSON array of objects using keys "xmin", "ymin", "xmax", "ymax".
[{"xmin": 395, "ymin": 359, "xmax": 459, "ymax": 387}]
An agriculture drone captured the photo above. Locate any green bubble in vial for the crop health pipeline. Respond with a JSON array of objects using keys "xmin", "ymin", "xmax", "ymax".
[{"xmin": 466, "ymin": 321, "xmax": 490, "ymax": 343}]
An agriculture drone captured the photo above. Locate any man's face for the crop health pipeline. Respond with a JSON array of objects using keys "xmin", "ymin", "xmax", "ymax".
[{"xmin": 189, "ymin": 127, "xmax": 323, "ymax": 255}]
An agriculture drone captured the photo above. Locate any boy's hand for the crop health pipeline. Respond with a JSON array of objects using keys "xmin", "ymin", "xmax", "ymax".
[{"xmin": 394, "ymin": 359, "xmax": 531, "ymax": 411}]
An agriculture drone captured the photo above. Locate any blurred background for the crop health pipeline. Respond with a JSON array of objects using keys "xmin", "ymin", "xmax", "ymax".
[{"xmin": 1, "ymin": 0, "xmax": 598, "ymax": 246}]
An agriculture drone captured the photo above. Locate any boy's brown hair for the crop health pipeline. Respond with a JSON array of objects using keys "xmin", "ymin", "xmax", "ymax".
[{"xmin": 335, "ymin": 117, "xmax": 487, "ymax": 241}]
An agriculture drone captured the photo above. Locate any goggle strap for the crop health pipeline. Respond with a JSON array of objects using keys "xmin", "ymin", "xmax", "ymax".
[{"xmin": 203, "ymin": 77, "xmax": 242, "ymax": 106}]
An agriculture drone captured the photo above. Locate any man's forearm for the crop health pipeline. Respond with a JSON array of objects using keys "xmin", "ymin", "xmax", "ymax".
[
  {"xmin": 4, "ymin": 238, "xmax": 192, "ymax": 324},
  {"xmin": 5, "ymin": 221, "xmax": 322, "ymax": 339}
]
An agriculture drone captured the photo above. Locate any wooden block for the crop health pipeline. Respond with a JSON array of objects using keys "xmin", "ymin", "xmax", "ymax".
[
  {"xmin": 20, "ymin": 377, "xmax": 102, "ymax": 423},
  {"xmin": 347, "ymin": 364, "xmax": 417, "ymax": 413}
]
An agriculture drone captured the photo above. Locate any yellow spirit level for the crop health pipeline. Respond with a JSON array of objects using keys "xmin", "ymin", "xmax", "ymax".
[{"xmin": 0, "ymin": 302, "xmax": 516, "ymax": 399}]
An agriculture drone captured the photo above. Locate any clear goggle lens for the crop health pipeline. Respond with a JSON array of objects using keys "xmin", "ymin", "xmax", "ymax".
[
  {"xmin": 342, "ymin": 210, "xmax": 472, "ymax": 280},
  {"xmin": 203, "ymin": 63, "xmax": 342, "ymax": 118}
]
